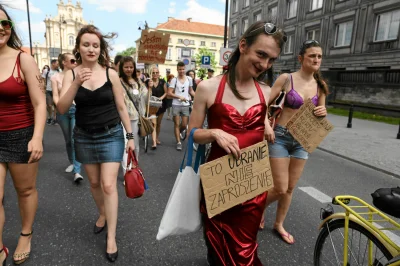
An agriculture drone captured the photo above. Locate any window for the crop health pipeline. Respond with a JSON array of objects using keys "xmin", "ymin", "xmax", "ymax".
[
  {"xmin": 231, "ymin": 22, "xmax": 238, "ymax": 38},
  {"xmin": 244, "ymin": 0, "xmax": 250, "ymax": 8},
  {"xmin": 284, "ymin": 35, "xmax": 294, "ymax": 54},
  {"xmin": 335, "ymin": 21, "xmax": 353, "ymax": 46},
  {"xmin": 374, "ymin": 10, "xmax": 400, "ymax": 41},
  {"xmin": 211, "ymin": 42, "xmax": 216, "ymax": 47},
  {"xmin": 200, "ymin": 41, "xmax": 206, "ymax": 46},
  {"xmin": 254, "ymin": 11, "xmax": 262, "ymax": 22},
  {"xmin": 287, "ymin": 0, "xmax": 298, "ymax": 19},
  {"xmin": 177, "ymin": 48, "xmax": 182, "ymax": 60},
  {"xmin": 242, "ymin": 18, "xmax": 249, "ymax": 34},
  {"xmin": 311, "ymin": 0, "xmax": 323, "ymax": 11},
  {"xmin": 306, "ymin": 29, "xmax": 320, "ymax": 41},
  {"xmin": 269, "ymin": 6, "xmax": 277, "ymax": 22},
  {"xmin": 190, "ymin": 40, "xmax": 195, "ymax": 45},
  {"xmin": 178, "ymin": 39, "xmax": 183, "ymax": 44},
  {"xmin": 191, "ymin": 49, "xmax": 196, "ymax": 57},
  {"xmin": 232, "ymin": 0, "xmax": 238, "ymax": 13},
  {"xmin": 166, "ymin": 47, "xmax": 172, "ymax": 60},
  {"xmin": 68, "ymin": 36, "xmax": 74, "ymax": 46}
]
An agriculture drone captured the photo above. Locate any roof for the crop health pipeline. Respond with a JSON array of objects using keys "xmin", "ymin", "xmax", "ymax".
[{"xmin": 156, "ymin": 18, "xmax": 225, "ymax": 37}]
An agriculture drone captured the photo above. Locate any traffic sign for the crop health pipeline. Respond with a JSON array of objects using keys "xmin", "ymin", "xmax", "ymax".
[
  {"xmin": 201, "ymin": 56, "xmax": 210, "ymax": 65},
  {"xmin": 219, "ymin": 47, "xmax": 233, "ymax": 66}
]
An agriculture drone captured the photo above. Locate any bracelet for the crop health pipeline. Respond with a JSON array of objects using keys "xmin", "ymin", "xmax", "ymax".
[{"xmin": 126, "ymin": 132, "xmax": 134, "ymax": 140}]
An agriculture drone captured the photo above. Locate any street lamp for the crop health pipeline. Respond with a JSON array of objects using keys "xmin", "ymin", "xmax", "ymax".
[{"xmin": 59, "ymin": 15, "xmax": 67, "ymax": 54}]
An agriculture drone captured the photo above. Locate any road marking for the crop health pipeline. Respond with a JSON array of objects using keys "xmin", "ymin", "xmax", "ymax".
[
  {"xmin": 373, "ymin": 223, "xmax": 400, "ymax": 246},
  {"xmin": 298, "ymin": 186, "xmax": 332, "ymax": 203}
]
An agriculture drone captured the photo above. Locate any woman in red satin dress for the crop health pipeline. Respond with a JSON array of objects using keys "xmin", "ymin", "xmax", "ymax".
[{"xmin": 189, "ymin": 21, "xmax": 287, "ymax": 266}]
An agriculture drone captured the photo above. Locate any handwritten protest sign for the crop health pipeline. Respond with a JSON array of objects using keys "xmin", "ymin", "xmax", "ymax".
[
  {"xmin": 137, "ymin": 30, "xmax": 170, "ymax": 64},
  {"xmin": 200, "ymin": 141, "xmax": 273, "ymax": 218},
  {"xmin": 286, "ymin": 99, "xmax": 334, "ymax": 153}
]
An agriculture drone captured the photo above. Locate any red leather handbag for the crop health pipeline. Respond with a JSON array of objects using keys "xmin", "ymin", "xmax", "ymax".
[{"xmin": 124, "ymin": 149, "xmax": 146, "ymax": 199}]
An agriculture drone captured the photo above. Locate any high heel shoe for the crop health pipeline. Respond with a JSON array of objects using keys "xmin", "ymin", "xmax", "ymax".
[
  {"xmin": 0, "ymin": 246, "xmax": 8, "ymax": 266},
  {"xmin": 13, "ymin": 231, "xmax": 32, "ymax": 265},
  {"xmin": 105, "ymin": 234, "xmax": 118, "ymax": 263},
  {"xmin": 94, "ymin": 221, "xmax": 106, "ymax": 234}
]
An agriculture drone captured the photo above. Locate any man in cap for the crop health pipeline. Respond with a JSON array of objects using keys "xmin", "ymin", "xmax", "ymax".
[{"xmin": 207, "ymin": 68, "xmax": 215, "ymax": 79}]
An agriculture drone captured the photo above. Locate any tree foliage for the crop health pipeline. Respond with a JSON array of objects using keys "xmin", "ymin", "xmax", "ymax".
[
  {"xmin": 117, "ymin": 46, "xmax": 136, "ymax": 57},
  {"xmin": 194, "ymin": 47, "xmax": 217, "ymax": 79}
]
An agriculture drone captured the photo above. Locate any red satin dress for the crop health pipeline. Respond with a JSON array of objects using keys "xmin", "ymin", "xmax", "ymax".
[{"xmin": 201, "ymin": 75, "xmax": 268, "ymax": 266}]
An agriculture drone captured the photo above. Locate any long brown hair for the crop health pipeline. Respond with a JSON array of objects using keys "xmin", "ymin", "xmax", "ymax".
[
  {"xmin": 119, "ymin": 56, "xmax": 139, "ymax": 86},
  {"xmin": 0, "ymin": 4, "xmax": 22, "ymax": 51},
  {"xmin": 226, "ymin": 21, "xmax": 286, "ymax": 99},
  {"xmin": 299, "ymin": 41, "xmax": 329, "ymax": 95},
  {"xmin": 73, "ymin": 25, "xmax": 116, "ymax": 67}
]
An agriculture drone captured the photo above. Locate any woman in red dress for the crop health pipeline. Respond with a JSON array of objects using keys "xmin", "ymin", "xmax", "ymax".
[{"xmin": 189, "ymin": 21, "xmax": 286, "ymax": 266}]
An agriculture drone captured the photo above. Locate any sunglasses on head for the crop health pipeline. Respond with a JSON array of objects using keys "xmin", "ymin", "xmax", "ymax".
[
  {"xmin": 303, "ymin": 40, "xmax": 320, "ymax": 46},
  {"xmin": 248, "ymin": 23, "xmax": 287, "ymax": 43},
  {"xmin": 0, "ymin": 20, "xmax": 13, "ymax": 30},
  {"xmin": 70, "ymin": 59, "xmax": 76, "ymax": 64}
]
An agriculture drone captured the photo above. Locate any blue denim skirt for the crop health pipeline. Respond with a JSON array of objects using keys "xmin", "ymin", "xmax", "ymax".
[{"xmin": 73, "ymin": 123, "xmax": 125, "ymax": 164}]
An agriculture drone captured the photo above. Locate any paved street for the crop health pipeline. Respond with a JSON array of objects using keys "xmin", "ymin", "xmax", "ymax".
[{"xmin": 3, "ymin": 117, "xmax": 400, "ymax": 266}]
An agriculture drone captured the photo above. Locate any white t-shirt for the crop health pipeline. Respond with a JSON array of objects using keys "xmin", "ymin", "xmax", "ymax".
[
  {"xmin": 46, "ymin": 69, "xmax": 58, "ymax": 92},
  {"xmin": 169, "ymin": 76, "xmax": 193, "ymax": 106}
]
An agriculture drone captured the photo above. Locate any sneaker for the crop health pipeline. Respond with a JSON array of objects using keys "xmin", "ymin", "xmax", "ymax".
[
  {"xmin": 74, "ymin": 173, "xmax": 83, "ymax": 183},
  {"xmin": 46, "ymin": 118, "xmax": 51, "ymax": 125},
  {"xmin": 50, "ymin": 119, "xmax": 56, "ymax": 125},
  {"xmin": 180, "ymin": 126, "xmax": 188, "ymax": 141},
  {"xmin": 176, "ymin": 142, "xmax": 182, "ymax": 151},
  {"xmin": 65, "ymin": 164, "xmax": 74, "ymax": 173}
]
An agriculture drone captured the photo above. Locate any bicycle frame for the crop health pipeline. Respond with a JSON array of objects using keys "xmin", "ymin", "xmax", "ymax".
[{"xmin": 318, "ymin": 195, "xmax": 400, "ymax": 265}]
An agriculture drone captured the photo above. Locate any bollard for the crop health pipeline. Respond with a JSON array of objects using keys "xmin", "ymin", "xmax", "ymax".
[
  {"xmin": 347, "ymin": 105, "xmax": 354, "ymax": 128},
  {"xmin": 397, "ymin": 121, "xmax": 400, "ymax": 139}
]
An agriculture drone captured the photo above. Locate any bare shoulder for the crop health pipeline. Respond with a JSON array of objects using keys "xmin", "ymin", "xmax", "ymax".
[
  {"xmin": 19, "ymin": 52, "xmax": 38, "ymax": 70},
  {"xmin": 197, "ymin": 75, "xmax": 221, "ymax": 93}
]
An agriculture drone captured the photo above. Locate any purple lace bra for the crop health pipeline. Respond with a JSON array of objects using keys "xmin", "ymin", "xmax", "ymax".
[{"xmin": 284, "ymin": 74, "xmax": 318, "ymax": 109}]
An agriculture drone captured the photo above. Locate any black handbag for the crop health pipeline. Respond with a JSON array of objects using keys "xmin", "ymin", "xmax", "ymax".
[{"xmin": 371, "ymin": 187, "xmax": 400, "ymax": 218}]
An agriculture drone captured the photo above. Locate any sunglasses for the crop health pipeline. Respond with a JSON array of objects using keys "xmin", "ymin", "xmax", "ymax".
[
  {"xmin": 248, "ymin": 23, "xmax": 287, "ymax": 43},
  {"xmin": 152, "ymin": 72, "xmax": 159, "ymax": 74},
  {"xmin": 70, "ymin": 59, "xmax": 76, "ymax": 64},
  {"xmin": 0, "ymin": 20, "xmax": 13, "ymax": 30},
  {"xmin": 303, "ymin": 40, "xmax": 320, "ymax": 46}
]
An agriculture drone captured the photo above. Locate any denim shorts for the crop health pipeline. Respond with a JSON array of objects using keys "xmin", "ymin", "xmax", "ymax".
[
  {"xmin": 73, "ymin": 123, "xmax": 125, "ymax": 164},
  {"xmin": 268, "ymin": 124, "xmax": 309, "ymax": 160}
]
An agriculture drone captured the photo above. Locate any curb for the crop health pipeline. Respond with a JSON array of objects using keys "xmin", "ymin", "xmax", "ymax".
[{"xmin": 317, "ymin": 147, "xmax": 400, "ymax": 179}]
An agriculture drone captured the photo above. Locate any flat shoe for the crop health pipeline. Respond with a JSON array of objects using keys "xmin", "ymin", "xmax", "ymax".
[
  {"xmin": 151, "ymin": 146, "xmax": 157, "ymax": 150},
  {"xmin": 273, "ymin": 228, "xmax": 295, "ymax": 245}
]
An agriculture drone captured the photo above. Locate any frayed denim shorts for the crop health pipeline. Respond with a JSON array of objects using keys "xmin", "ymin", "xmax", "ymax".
[
  {"xmin": 73, "ymin": 123, "xmax": 125, "ymax": 164},
  {"xmin": 268, "ymin": 124, "xmax": 309, "ymax": 160}
]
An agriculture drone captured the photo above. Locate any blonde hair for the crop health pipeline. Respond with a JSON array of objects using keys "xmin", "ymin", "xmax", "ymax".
[{"xmin": 150, "ymin": 64, "xmax": 159, "ymax": 77}]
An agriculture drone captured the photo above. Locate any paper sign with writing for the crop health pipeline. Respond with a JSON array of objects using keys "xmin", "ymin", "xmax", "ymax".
[
  {"xmin": 200, "ymin": 141, "xmax": 273, "ymax": 218},
  {"xmin": 138, "ymin": 30, "xmax": 170, "ymax": 64},
  {"xmin": 286, "ymin": 99, "xmax": 334, "ymax": 153}
]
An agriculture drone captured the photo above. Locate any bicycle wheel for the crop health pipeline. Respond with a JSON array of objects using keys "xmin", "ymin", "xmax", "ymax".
[
  {"xmin": 144, "ymin": 135, "xmax": 148, "ymax": 153},
  {"xmin": 314, "ymin": 219, "xmax": 393, "ymax": 266}
]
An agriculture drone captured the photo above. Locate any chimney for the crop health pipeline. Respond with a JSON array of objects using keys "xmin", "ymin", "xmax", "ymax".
[
  {"xmin": 168, "ymin": 17, "xmax": 174, "ymax": 21},
  {"xmin": 187, "ymin": 18, "xmax": 192, "ymax": 22}
]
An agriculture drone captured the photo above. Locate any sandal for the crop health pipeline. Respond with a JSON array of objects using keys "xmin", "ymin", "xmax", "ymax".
[
  {"xmin": 13, "ymin": 231, "xmax": 33, "ymax": 265},
  {"xmin": 0, "ymin": 246, "xmax": 9, "ymax": 266},
  {"xmin": 273, "ymin": 228, "xmax": 295, "ymax": 245}
]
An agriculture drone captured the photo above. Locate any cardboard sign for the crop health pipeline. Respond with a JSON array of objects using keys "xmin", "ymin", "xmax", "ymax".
[
  {"xmin": 200, "ymin": 141, "xmax": 273, "ymax": 218},
  {"xmin": 286, "ymin": 99, "xmax": 334, "ymax": 153},
  {"xmin": 137, "ymin": 30, "xmax": 170, "ymax": 64}
]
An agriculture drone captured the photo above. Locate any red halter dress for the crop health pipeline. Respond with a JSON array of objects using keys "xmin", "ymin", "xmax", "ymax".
[{"xmin": 201, "ymin": 75, "xmax": 268, "ymax": 266}]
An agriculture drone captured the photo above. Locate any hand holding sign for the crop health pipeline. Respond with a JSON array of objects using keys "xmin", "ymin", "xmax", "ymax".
[{"xmin": 200, "ymin": 141, "xmax": 273, "ymax": 218}]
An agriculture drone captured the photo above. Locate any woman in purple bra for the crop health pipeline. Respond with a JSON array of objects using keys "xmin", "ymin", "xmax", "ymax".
[
  {"xmin": 189, "ymin": 22, "xmax": 286, "ymax": 265},
  {"xmin": 260, "ymin": 40, "xmax": 329, "ymax": 244}
]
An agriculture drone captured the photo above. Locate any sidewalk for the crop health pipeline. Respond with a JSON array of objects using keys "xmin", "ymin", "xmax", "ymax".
[{"xmin": 318, "ymin": 114, "xmax": 400, "ymax": 178}]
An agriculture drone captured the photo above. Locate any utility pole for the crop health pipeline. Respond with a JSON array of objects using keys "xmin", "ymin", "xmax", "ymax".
[
  {"xmin": 26, "ymin": 0, "xmax": 33, "ymax": 56},
  {"xmin": 223, "ymin": 0, "xmax": 229, "ymax": 48}
]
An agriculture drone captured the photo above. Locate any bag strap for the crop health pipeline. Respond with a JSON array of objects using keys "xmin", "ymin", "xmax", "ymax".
[
  {"xmin": 179, "ymin": 128, "xmax": 198, "ymax": 172},
  {"xmin": 121, "ymin": 81, "xmax": 140, "ymax": 113},
  {"xmin": 146, "ymin": 85, "xmax": 151, "ymax": 117},
  {"xmin": 126, "ymin": 148, "xmax": 138, "ymax": 170}
]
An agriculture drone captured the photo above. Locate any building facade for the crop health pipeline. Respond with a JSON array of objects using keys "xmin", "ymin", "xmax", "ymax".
[
  {"xmin": 135, "ymin": 17, "xmax": 225, "ymax": 78},
  {"xmin": 229, "ymin": 0, "xmax": 400, "ymax": 109},
  {"xmin": 34, "ymin": 0, "xmax": 88, "ymax": 69}
]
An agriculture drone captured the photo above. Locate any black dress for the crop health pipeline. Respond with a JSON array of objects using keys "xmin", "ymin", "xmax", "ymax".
[{"xmin": 146, "ymin": 79, "xmax": 167, "ymax": 115}]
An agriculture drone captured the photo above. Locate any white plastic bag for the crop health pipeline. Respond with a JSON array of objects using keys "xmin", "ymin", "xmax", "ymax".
[{"xmin": 156, "ymin": 129, "xmax": 206, "ymax": 240}]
